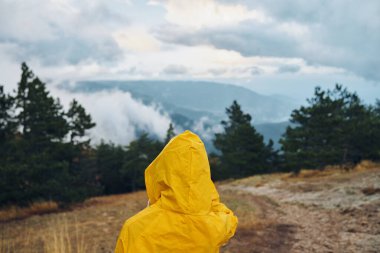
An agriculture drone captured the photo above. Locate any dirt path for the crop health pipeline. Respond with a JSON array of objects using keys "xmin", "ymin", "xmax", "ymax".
[{"xmin": 221, "ymin": 167, "xmax": 380, "ymax": 253}]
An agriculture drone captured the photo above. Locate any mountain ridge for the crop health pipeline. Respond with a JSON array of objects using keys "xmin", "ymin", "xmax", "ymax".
[
  {"xmin": 59, "ymin": 80, "xmax": 295, "ymax": 149},
  {"xmin": 60, "ymin": 80, "xmax": 295, "ymax": 123}
]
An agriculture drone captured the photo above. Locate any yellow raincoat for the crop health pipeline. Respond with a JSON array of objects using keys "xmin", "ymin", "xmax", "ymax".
[{"xmin": 114, "ymin": 130, "xmax": 238, "ymax": 253}]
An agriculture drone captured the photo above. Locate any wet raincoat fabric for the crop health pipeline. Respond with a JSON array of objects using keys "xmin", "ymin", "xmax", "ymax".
[{"xmin": 114, "ymin": 130, "xmax": 238, "ymax": 253}]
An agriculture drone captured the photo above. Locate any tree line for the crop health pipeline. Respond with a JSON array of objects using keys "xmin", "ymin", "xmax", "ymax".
[
  {"xmin": 0, "ymin": 63, "xmax": 174, "ymax": 206},
  {"xmin": 212, "ymin": 86, "xmax": 380, "ymax": 179},
  {"xmin": 1, "ymin": 63, "xmax": 379, "ymax": 207}
]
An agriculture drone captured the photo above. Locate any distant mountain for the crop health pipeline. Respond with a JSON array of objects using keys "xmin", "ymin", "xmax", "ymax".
[
  {"xmin": 59, "ymin": 80, "xmax": 295, "ymax": 150},
  {"xmin": 62, "ymin": 80, "xmax": 294, "ymax": 122}
]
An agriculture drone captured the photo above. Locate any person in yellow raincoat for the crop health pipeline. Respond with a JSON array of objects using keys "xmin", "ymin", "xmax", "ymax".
[{"xmin": 114, "ymin": 130, "xmax": 238, "ymax": 253}]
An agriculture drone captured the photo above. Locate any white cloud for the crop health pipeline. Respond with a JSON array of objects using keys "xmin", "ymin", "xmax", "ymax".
[
  {"xmin": 155, "ymin": 0, "xmax": 380, "ymax": 81},
  {"xmin": 113, "ymin": 26, "xmax": 161, "ymax": 52},
  {"xmin": 192, "ymin": 116, "xmax": 223, "ymax": 141},
  {"xmin": 155, "ymin": 0, "xmax": 270, "ymax": 29},
  {"xmin": 49, "ymin": 87, "xmax": 172, "ymax": 145},
  {"xmin": 0, "ymin": 39, "xmax": 348, "ymax": 94},
  {"xmin": 277, "ymin": 21, "xmax": 310, "ymax": 39},
  {"xmin": 0, "ymin": 0, "xmax": 127, "ymax": 65},
  {"xmin": 0, "ymin": 0, "xmax": 61, "ymax": 42}
]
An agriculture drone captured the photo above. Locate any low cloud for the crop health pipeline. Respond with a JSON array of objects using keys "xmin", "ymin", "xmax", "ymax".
[
  {"xmin": 50, "ymin": 87, "xmax": 172, "ymax": 145},
  {"xmin": 192, "ymin": 116, "xmax": 223, "ymax": 141}
]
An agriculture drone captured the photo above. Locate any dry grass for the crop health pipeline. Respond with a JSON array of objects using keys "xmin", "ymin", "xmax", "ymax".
[
  {"xmin": 0, "ymin": 191, "xmax": 148, "ymax": 223},
  {"xmin": 0, "ymin": 191, "xmax": 147, "ymax": 253},
  {"xmin": 354, "ymin": 160, "xmax": 379, "ymax": 171},
  {"xmin": 0, "ymin": 201, "xmax": 59, "ymax": 222},
  {"xmin": 228, "ymin": 172, "xmax": 288, "ymax": 188},
  {"xmin": 0, "ymin": 215, "xmax": 91, "ymax": 253},
  {"xmin": 283, "ymin": 160, "xmax": 379, "ymax": 181},
  {"xmin": 43, "ymin": 216, "xmax": 91, "ymax": 253},
  {"xmin": 0, "ymin": 189, "xmax": 263, "ymax": 253},
  {"xmin": 0, "ymin": 236, "xmax": 15, "ymax": 253}
]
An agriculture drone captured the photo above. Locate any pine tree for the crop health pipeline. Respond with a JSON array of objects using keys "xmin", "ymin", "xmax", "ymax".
[
  {"xmin": 63, "ymin": 99, "xmax": 98, "ymax": 201},
  {"xmin": 0, "ymin": 85, "xmax": 16, "ymax": 155},
  {"xmin": 96, "ymin": 141, "xmax": 127, "ymax": 194},
  {"xmin": 121, "ymin": 133, "xmax": 163, "ymax": 192},
  {"xmin": 0, "ymin": 85, "xmax": 18, "ymax": 204},
  {"xmin": 0, "ymin": 63, "xmax": 99, "ymax": 206},
  {"xmin": 373, "ymin": 100, "xmax": 380, "ymax": 159},
  {"xmin": 164, "ymin": 123, "xmax": 175, "ymax": 144},
  {"xmin": 15, "ymin": 63, "xmax": 69, "ymax": 151},
  {"xmin": 280, "ymin": 84, "xmax": 378, "ymax": 172},
  {"xmin": 66, "ymin": 99, "xmax": 96, "ymax": 146},
  {"xmin": 354, "ymin": 100, "xmax": 380, "ymax": 161},
  {"xmin": 213, "ymin": 100, "xmax": 274, "ymax": 179}
]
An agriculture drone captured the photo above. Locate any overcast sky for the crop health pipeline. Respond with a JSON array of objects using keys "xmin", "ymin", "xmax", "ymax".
[
  {"xmin": 1, "ymin": 0, "xmax": 379, "ymax": 103},
  {"xmin": 1, "ymin": 0, "xmax": 379, "ymax": 144}
]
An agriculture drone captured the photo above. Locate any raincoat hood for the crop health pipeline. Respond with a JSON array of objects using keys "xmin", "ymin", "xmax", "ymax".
[
  {"xmin": 115, "ymin": 130, "xmax": 237, "ymax": 253},
  {"xmin": 145, "ymin": 130, "xmax": 214, "ymax": 214}
]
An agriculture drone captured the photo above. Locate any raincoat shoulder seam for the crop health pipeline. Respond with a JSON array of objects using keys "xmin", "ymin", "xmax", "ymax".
[
  {"xmin": 124, "ymin": 206, "xmax": 160, "ymax": 227},
  {"xmin": 155, "ymin": 204, "xmax": 214, "ymax": 216}
]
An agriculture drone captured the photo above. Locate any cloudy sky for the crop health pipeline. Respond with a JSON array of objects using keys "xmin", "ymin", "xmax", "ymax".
[{"xmin": 0, "ymin": 0, "xmax": 379, "ymax": 143}]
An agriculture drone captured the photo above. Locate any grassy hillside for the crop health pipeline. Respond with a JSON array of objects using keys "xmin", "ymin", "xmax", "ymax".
[{"xmin": 1, "ymin": 161, "xmax": 379, "ymax": 253}]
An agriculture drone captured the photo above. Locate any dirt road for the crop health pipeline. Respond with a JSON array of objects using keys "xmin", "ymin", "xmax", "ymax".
[{"xmin": 220, "ymin": 165, "xmax": 380, "ymax": 253}]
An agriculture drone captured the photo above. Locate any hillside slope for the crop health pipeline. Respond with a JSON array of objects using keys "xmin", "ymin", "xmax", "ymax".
[{"xmin": 1, "ymin": 162, "xmax": 379, "ymax": 253}]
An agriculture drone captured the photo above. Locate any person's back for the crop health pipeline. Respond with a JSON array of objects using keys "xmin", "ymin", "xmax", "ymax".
[{"xmin": 114, "ymin": 130, "xmax": 238, "ymax": 253}]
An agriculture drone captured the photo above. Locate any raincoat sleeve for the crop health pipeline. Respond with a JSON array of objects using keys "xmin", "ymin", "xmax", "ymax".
[
  {"xmin": 211, "ymin": 184, "xmax": 238, "ymax": 246},
  {"xmin": 115, "ymin": 224, "xmax": 130, "ymax": 253},
  {"xmin": 114, "ymin": 237, "xmax": 125, "ymax": 253}
]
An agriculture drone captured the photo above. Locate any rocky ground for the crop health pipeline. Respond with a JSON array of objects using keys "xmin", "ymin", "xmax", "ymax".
[{"xmin": 221, "ymin": 162, "xmax": 380, "ymax": 253}]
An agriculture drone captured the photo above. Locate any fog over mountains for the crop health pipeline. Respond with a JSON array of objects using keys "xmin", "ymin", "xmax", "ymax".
[{"xmin": 59, "ymin": 81, "xmax": 297, "ymax": 150}]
